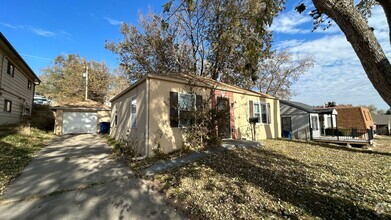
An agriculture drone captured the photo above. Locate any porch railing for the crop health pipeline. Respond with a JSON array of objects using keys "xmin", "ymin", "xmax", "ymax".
[{"xmin": 314, "ymin": 127, "xmax": 374, "ymax": 143}]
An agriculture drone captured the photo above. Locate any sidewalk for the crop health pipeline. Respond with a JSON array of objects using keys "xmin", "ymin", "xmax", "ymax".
[{"xmin": 141, "ymin": 139, "xmax": 262, "ymax": 176}]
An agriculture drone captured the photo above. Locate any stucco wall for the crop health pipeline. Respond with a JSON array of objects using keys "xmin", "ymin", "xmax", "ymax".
[
  {"xmin": 98, "ymin": 110, "xmax": 110, "ymax": 123},
  {"xmin": 110, "ymin": 80, "xmax": 147, "ymax": 155},
  {"xmin": 148, "ymin": 78, "xmax": 210, "ymax": 156},
  {"xmin": 53, "ymin": 109, "xmax": 63, "ymax": 135},
  {"xmin": 113, "ymin": 76, "xmax": 281, "ymax": 157},
  {"xmin": 233, "ymin": 93, "xmax": 281, "ymax": 140}
]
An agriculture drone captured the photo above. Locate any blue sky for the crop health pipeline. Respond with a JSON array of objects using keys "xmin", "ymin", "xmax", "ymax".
[{"xmin": 1, "ymin": 0, "xmax": 390, "ymax": 110}]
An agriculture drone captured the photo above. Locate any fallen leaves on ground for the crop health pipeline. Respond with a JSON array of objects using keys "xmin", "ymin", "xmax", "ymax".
[
  {"xmin": 0, "ymin": 125, "xmax": 53, "ymax": 195},
  {"xmin": 152, "ymin": 139, "xmax": 391, "ymax": 219}
]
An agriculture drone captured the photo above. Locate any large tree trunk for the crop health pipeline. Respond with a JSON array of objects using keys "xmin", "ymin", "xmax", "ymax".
[
  {"xmin": 377, "ymin": 0, "xmax": 391, "ymax": 44},
  {"xmin": 312, "ymin": 0, "xmax": 391, "ymax": 107}
]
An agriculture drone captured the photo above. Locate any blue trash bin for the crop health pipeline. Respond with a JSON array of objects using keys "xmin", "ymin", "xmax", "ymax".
[
  {"xmin": 282, "ymin": 130, "xmax": 292, "ymax": 139},
  {"xmin": 100, "ymin": 122, "xmax": 110, "ymax": 134}
]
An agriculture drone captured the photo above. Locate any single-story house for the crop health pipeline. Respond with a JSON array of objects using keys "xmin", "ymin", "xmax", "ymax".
[
  {"xmin": 51, "ymin": 100, "xmax": 110, "ymax": 135},
  {"xmin": 371, "ymin": 113, "xmax": 391, "ymax": 135},
  {"xmin": 314, "ymin": 105, "xmax": 373, "ymax": 139},
  {"xmin": 0, "ymin": 32, "xmax": 40, "ymax": 125},
  {"xmin": 280, "ymin": 100, "xmax": 321, "ymax": 139},
  {"xmin": 110, "ymin": 74, "xmax": 281, "ymax": 157}
]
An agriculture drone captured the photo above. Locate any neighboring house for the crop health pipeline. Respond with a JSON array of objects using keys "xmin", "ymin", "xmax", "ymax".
[
  {"xmin": 314, "ymin": 105, "xmax": 373, "ymax": 139},
  {"xmin": 0, "ymin": 33, "xmax": 40, "ymax": 125},
  {"xmin": 51, "ymin": 100, "xmax": 110, "ymax": 135},
  {"xmin": 280, "ymin": 100, "xmax": 321, "ymax": 139},
  {"xmin": 372, "ymin": 113, "xmax": 391, "ymax": 135},
  {"xmin": 110, "ymin": 74, "xmax": 281, "ymax": 157}
]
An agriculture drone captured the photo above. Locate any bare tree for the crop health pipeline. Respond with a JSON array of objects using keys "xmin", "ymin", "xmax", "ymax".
[
  {"xmin": 256, "ymin": 50, "xmax": 314, "ymax": 99},
  {"xmin": 106, "ymin": 67, "xmax": 131, "ymax": 101},
  {"xmin": 105, "ymin": 13, "xmax": 193, "ymax": 81}
]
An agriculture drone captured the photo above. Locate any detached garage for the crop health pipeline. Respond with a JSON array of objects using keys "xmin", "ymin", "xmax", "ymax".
[{"xmin": 51, "ymin": 101, "xmax": 110, "ymax": 135}]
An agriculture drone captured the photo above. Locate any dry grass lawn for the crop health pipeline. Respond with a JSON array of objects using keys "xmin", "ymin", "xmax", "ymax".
[
  {"xmin": 373, "ymin": 135, "xmax": 391, "ymax": 153},
  {"xmin": 151, "ymin": 139, "xmax": 391, "ymax": 219},
  {"xmin": 0, "ymin": 124, "xmax": 53, "ymax": 195}
]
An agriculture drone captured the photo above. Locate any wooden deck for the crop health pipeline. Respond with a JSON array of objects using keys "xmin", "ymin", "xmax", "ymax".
[{"xmin": 313, "ymin": 136, "xmax": 372, "ymax": 146}]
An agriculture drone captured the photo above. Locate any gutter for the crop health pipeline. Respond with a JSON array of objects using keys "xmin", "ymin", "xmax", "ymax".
[{"xmin": 132, "ymin": 77, "xmax": 149, "ymax": 161}]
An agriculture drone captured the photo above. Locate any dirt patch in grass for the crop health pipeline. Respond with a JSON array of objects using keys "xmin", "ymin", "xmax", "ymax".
[
  {"xmin": 152, "ymin": 139, "xmax": 391, "ymax": 219},
  {"xmin": 0, "ymin": 124, "xmax": 53, "ymax": 195}
]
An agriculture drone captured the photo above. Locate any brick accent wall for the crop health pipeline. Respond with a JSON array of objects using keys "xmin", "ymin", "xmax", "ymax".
[{"xmin": 213, "ymin": 90, "xmax": 236, "ymax": 139}]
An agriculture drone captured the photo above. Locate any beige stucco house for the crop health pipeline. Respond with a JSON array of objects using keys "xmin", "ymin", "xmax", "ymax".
[
  {"xmin": 110, "ymin": 74, "xmax": 281, "ymax": 158},
  {"xmin": 0, "ymin": 32, "xmax": 40, "ymax": 125}
]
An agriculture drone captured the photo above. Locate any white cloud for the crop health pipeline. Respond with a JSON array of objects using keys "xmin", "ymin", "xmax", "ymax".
[
  {"xmin": 29, "ymin": 27, "xmax": 56, "ymax": 37},
  {"xmin": 1, "ymin": 21, "xmax": 60, "ymax": 38},
  {"xmin": 275, "ymin": 6, "xmax": 390, "ymax": 110},
  {"xmin": 104, "ymin": 17, "xmax": 123, "ymax": 26},
  {"xmin": 0, "ymin": 22, "xmax": 18, "ymax": 29},
  {"xmin": 270, "ymin": 10, "xmax": 312, "ymax": 34}
]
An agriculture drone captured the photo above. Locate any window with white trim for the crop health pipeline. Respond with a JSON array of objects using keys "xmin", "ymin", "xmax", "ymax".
[
  {"xmin": 311, "ymin": 116, "xmax": 319, "ymax": 131},
  {"xmin": 7, "ymin": 61, "xmax": 14, "ymax": 77},
  {"xmin": 4, "ymin": 99, "xmax": 12, "ymax": 112},
  {"xmin": 253, "ymin": 102, "xmax": 270, "ymax": 124},
  {"xmin": 178, "ymin": 93, "xmax": 195, "ymax": 127},
  {"xmin": 28, "ymin": 81, "xmax": 33, "ymax": 90},
  {"xmin": 130, "ymin": 96, "xmax": 137, "ymax": 128}
]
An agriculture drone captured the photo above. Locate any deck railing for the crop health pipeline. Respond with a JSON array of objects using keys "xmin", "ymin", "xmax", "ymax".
[{"xmin": 314, "ymin": 127, "xmax": 374, "ymax": 143}]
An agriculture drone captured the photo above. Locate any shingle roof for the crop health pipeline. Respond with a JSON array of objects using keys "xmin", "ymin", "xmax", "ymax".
[
  {"xmin": 51, "ymin": 100, "xmax": 110, "ymax": 110},
  {"xmin": 280, "ymin": 100, "xmax": 316, "ymax": 113},
  {"xmin": 111, "ymin": 73, "xmax": 276, "ymax": 102},
  {"xmin": 372, "ymin": 114, "xmax": 391, "ymax": 125}
]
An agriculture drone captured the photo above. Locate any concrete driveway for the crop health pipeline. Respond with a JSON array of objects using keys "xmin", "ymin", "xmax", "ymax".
[{"xmin": 0, "ymin": 134, "xmax": 182, "ymax": 220}]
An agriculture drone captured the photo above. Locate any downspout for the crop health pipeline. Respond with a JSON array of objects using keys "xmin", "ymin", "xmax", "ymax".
[{"xmin": 132, "ymin": 77, "xmax": 149, "ymax": 160}]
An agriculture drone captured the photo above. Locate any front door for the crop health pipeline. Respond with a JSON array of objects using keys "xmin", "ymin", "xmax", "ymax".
[
  {"xmin": 216, "ymin": 97, "xmax": 231, "ymax": 138},
  {"xmin": 281, "ymin": 117, "xmax": 292, "ymax": 138}
]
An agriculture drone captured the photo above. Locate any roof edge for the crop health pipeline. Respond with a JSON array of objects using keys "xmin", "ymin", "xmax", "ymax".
[
  {"xmin": 0, "ymin": 32, "xmax": 40, "ymax": 83},
  {"xmin": 280, "ymin": 100, "xmax": 316, "ymax": 113},
  {"xmin": 110, "ymin": 75, "xmax": 148, "ymax": 102}
]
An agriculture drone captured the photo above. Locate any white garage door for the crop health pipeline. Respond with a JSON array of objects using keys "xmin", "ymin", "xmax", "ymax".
[{"xmin": 63, "ymin": 112, "xmax": 98, "ymax": 134}]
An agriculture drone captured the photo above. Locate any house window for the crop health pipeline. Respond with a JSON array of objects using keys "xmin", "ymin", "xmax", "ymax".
[
  {"xmin": 170, "ymin": 92, "xmax": 202, "ymax": 128},
  {"xmin": 311, "ymin": 116, "xmax": 319, "ymax": 131},
  {"xmin": 7, "ymin": 61, "xmax": 14, "ymax": 77},
  {"xmin": 4, "ymin": 99, "xmax": 12, "ymax": 112},
  {"xmin": 114, "ymin": 105, "xmax": 118, "ymax": 127},
  {"xmin": 178, "ymin": 93, "xmax": 196, "ymax": 127},
  {"xmin": 28, "ymin": 81, "xmax": 32, "ymax": 90},
  {"xmin": 130, "ymin": 97, "xmax": 137, "ymax": 128},
  {"xmin": 252, "ymin": 102, "xmax": 270, "ymax": 124},
  {"xmin": 24, "ymin": 107, "xmax": 31, "ymax": 115}
]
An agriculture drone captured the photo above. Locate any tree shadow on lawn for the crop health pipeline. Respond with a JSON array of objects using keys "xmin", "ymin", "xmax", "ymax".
[
  {"xmin": 215, "ymin": 148, "xmax": 389, "ymax": 219},
  {"xmin": 0, "ymin": 134, "xmax": 181, "ymax": 220},
  {"xmin": 170, "ymin": 147, "xmax": 389, "ymax": 219}
]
